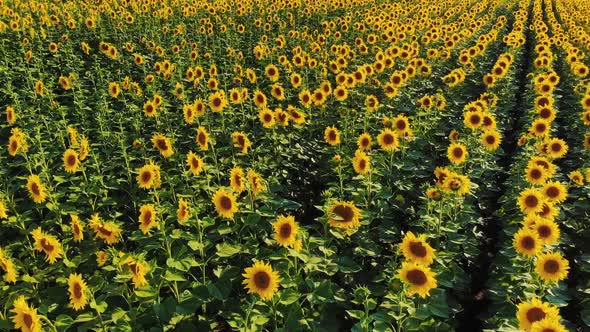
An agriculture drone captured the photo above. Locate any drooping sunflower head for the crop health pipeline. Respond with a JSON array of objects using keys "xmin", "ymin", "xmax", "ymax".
[
  {"xmin": 212, "ymin": 188, "xmax": 238, "ymax": 219},
  {"xmin": 569, "ymin": 170, "xmax": 584, "ymax": 186},
  {"xmin": 516, "ymin": 298, "xmax": 561, "ymax": 331},
  {"xmin": 397, "ymin": 261, "xmax": 437, "ymax": 298},
  {"xmin": 273, "ymin": 215, "xmax": 299, "ymax": 248},
  {"xmin": 138, "ymin": 204, "xmax": 158, "ymax": 235},
  {"xmin": 230, "ymin": 167, "xmax": 246, "ymax": 193},
  {"xmin": 242, "ymin": 261, "xmax": 281, "ymax": 300},
  {"xmin": 70, "ymin": 214, "xmax": 84, "ymax": 242},
  {"xmin": 327, "ymin": 200, "xmax": 362, "ymax": 230},
  {"xmin": 196, "ymin": 126, "xmax": 209, "ymax": 151},
  {"xmin": 151, "ymin": 133, "xmax": 174, "ymax": 158},
  {"xmin": 186, "ymin": 151, "xmax": 204, "ymax": 176},
  {"xmin": 513, "ymin": 227, "xmax": 541, "ymax": 257},
  {"xmin": 232, "ymin": 131, "xmax": 252, "ymax": 154},
  {"xmin": 400, "ymin": 231, "xmax": 436, "ymax": 266}
]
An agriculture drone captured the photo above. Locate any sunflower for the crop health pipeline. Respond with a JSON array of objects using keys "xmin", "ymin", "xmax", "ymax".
[
  {"xmin": 365, "ymin": 95, "xmax": 379, "ymax": 112},
  {"xmin": 0, "ymin": 200, "xmax": 7, "ymax": 219},
  {"xmin": 357, "ymin": 133, "xmax": 372, "ymax": 151},
  {"xmin": 525, "ymin": 164, "xmax": 548, "ymax": 185},
  {"xmin": 230, "ymin": 167, "xmax": 246, "ymax": 193},
  {"xmin": 333, "ymin": 85, "xmax": 348, "ymax": 101},
  {"xmin": 136, "ymin": 162, "xmax": 161, "ymax": 189},
  {"xmin": 8, "ymin": 128, "xmax": 28, "ymax": 156},
  {"xmin": 533, "ymin": 218, "xmax": 560, "ymax": 245},
  {"xmin": 138, "ymin": 204, "xmax": 158, "ymax": 234},
  {"xmin": 513, "ymin": 228, "xmax": 541, "ymax": 257},
  {"xmin": 196, "ymin": 126, "xmax": 210, "ymax": 151},
  {"xmin": 70, "ymin": 214, "xmax": 84, "ymax": 242},
  {"xmin": 232, "ymin": 131, "xmax": 252, "ymax": 154},
  {"xmin": 26, "ymin": 174, "xmax": 48, "ymax": 204},
  {"xmin": 67, "ymin": 273, "xmax": 88, "ymax": 311},
  {"xmin": 463, "ymin": 110, "xmax": 483, "ymax": 130},
  {"xmin": 569, "ymin": 170, "xmax": 584, "ymax": 185},
  {"xmin": 518, "ymin": 188, "xmax": 546, "ymax": 214},
  {"xmin": 426, "ymin": 187, "xmax": 441, "ymax": 200},
  {"xmin": 35, "ymin": 80, "xmax": 44, "ymax": 96},
  {"xmin": 96, "ymin": 251, "xmax": 108, "ymax": 267},
  {"xmin": 258, "ymin": 108, "xmax": 275, "ymax": 128},
  {"xmin": 0, "ymin": 247, "xmax": 18, "ymax": 283},
  {"xmin": 273, "ymin": 215, "xmax": 299, "ymax": 248},
  {"xmin": 270, "ymin": 83, "xmax": 285, "ymax": 101},
  {"xmin": 529, "ymin": 119, "xmax": 550, "ymax": 137},
  {"xmin": 481, "ymin": 130, "xmax": 501, "ymax": 151},
  {"xmin": 392, "ymin": 115, "xmax": 411, "ymax": 136},
  {"xmin": 530, "ymin": 318, "xmax": 568, "ymax": 332},
  {"xmin": 275, "ymin": 108, "xmax": 289, "ymax": 126},
  {"xmin": 6, "ymin": 106, "xmax": 16, "ymax": 125},
  {"xmin": 177, "ymin": 198, "xmax": 190, "ymax": 224},
  {"xmin": 143, "ymin": 100, "xmax": 157, "ymax": 117},
  {"xmin": 63, "ymin": 149, "xmax": 80, "ymax": 173},
  {"xmin": 288, "ymin": 107, "xmax": 306, "ymax": 125},
  {"xmin": 352, "ymin": 149, "xmax": 371, "ymax": 175},
  {"xmin": 447, "ymin": 143, "xmax": 468, "ymax": 165},
  {"xmin": 542, "ymin": 181, "xmax": 567, "ymax": 203},
  {"xmin": 377, "ymin": 128, "xmax": 399, "ymax": 152},
  {"xmin": 108, "ymin": 82, "xmax": 121, "ymax": 98},
  {"xmin": 545, "ymin": 138, "xmax": 568, "ymax": 159},
  {"xmin": 265, "ymin": 64, "xmax": 280, "ymax": 82},
  {"xmin": 247, "ymin": 169, "xmax": 265, "ymax": 196},
  {"xmin": 89, "ymin": 214, "xmax": 122, "ymax": 245},
  {"xmin": 212, "ymin": 188, "xmax": 238, "ymax": 219},
  {"xmin": 121, "ymin": 258, "xmax": 149, "ymax": 288},
  {"xmin": 242, "ymin": 261, "xmax": 281, "ymax": 300},
  {"xmin": 327, "ymin": 200, "xmax": 362, "ymax": 230},
  {"xmin": 151, "ymin": 133, "xmax": 174, "ymax": 158},
  {"xmin": 516, "ymin": 298, "xmax": 561, "ymax": 331},
  {"xmin": 397, "ymin": 261, "xmax": 437, "ymax": 298},
  {"xmin": 299, "ymin": 89, "xmax": 312, "ymax": 108},
  {"xmin": 11, "ymin": 296, "xmax": 41, "ymax": 332},
  {"xmin": 536, "ymin": 107, "xmax": 555, "ymax": 123},
  {"xmin": 324, "ymin": 126, "xmax": 341, "ymax": 146},
  {"xmin": 535, "ymin": 251, "xmax": 569, "ymax": 283},
  {"xmin": 31, "ymin": 227, "xmax": 63, "ymax": 264},
  {"xmin": 442, "ymin": 173, "xmax": 471, "ymax": 196},
  {"xmin": 400, "ymin": 232, "xmax": 436, "ymax": 266},
  {"xmin": 528, "ymin": 156, "xmax": 556, "ymax": 178},
  {"xmin": 208, "ymin": 90, "xmax": 227, "ymax": 112},
  {"xmin": 182, "ymin": 152, "xmax": 203, "ymax": 176}
]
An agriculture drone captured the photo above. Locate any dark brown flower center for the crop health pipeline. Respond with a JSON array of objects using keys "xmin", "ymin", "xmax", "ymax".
[
  {"xmin": 530, "ymin": 169, "xmax": 542, "ymax": 180},
  {"xmin": 279, "ymin": 223, "xmax": 292, "ymax": 238},
  {"xmin": 538, "ymin": 225, "xmax": 551, "ymax": 238},
  {"xmin": 545, "ymin": 186, "xmax": 559, "ymax": 198},
  {"xmin": 383, "ymin": 134, "xmax": 394, "ymax": 145},
  {"xmin": 254, "ymin": 271, "xmax": 270, "ymax": 289},
  {"xmin": 521, "ymin": 236, "xmax": 535, "ymax": 250},
  {"xmin": 73, "ymin": 282, "xmax": 83, "ymax": 299},
  {"xmin": 97, "ymin": 225, "xmax": 112, "ymax": 237},
  {"xmin": 332, "ymin": 205, "xmax": 353, "ymax": 223},
  {"xmin": 486, "ymin": 135, "xmax": 496, "ymax": 144},
  {"xmin": 328, "ymin": 130, "xmax": 336, "ymax": 141},
  {"xmin": 544, "ymin": 259, "xmax": 559, "ymax": 274},
  {"xmin": 31, "ymin": 183, "xmax": 40, "ymax": 196},
  {"xmin": 551, "ymin": 143, "xmax": 561, "ymax": 152},
  {"xmin": 409, "ymin": 241, "xmax": 427, "ymax": 257},
  {"xmin": 142, "ymin": 210, "xmax": 152, "ymax": 225},
  {"xmin": 452, "ymin": 147, "xmax": 463, "ymax": 158},
  {"xmin": 40, "ymin": 238, "xmax": 54, "ymax": 252},
  {"xmin": 469, "ymin": 114, "xmax": 481, "ymax": 125},
  {"xmin": 141, "ymin": 171, "xmax": 152, "ymax": 183},
  {"xmin": 525, "ymin": 195, "xmax": 539, "ymax": 208},
  {"xmin": 220, "ymin": 196, "xmax": 232, "ymax": 210},
  {"xmin": 67, "ymin": 154, "xmax": 77, "ymax": 166},
  {"xmin": 526, "ymin": 307, "xmax": 546, "ymax": 323},
  {"xmin": 406, "ymin": 269, "xmax": 427, "ymax": 285},
  {"xmin": 198, "ymin": 132, "xmax": 206, "ymax": 145},
  {"xmin": 23, "ymin": 313, "xmax": 33, "ymax": 328}
]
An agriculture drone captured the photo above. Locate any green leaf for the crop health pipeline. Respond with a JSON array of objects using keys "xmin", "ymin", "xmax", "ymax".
[
  {"xmin": 164, "ymin": 270, "xmax": 187, "ymax": 282},
  {"xmin": 216, "ymin": 243, "xmax": 241, "ymax": 257},
  {"xmin": 279, "ymin": 289, "xmax": 300, "ymax": 305}
]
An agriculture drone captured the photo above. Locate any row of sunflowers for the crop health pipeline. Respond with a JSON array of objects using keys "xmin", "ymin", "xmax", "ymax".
[{"xmin": 0, "ymin": 0, "xmax": 589, "ymax": 331}]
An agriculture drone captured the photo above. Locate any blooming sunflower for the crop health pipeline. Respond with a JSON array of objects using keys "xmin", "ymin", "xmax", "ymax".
[
  {"xmin": 138, "ymin": 204, "xmax": 158, "ymax": 235},
  {"xmin": 400, "ymin": 232, "xmax": 436, "ymax": 266},
  {"xmin": 530, "ymin": 318, "xmax": 567, "ymax": 332},
  {"xmin": 273, "ymin": 215, "xmax": 299, "ymax": 248},
  {"xmin": 0, "ymin": 247, "xmax": 18, "ymax": 283},
  {"xmin": 327, "ymin": 200, "xmax": 362, "ymax": 230},
  {"xmin": 11, "ymin": 296, "xmax": 41, "ymax": 332},
  {"xmin": 196, "ymin": 126, "xmax": 210, "ymax": 151},
  {"xmin": 533, "ymin": 218, "xmax": 560, "ymax": 245},
  {"xmin": 6, "ymin": 106, "xmax": 16, "ymax": 124},
  {"xmin": 108, "ymin": 82, "xmax": 121, "ymax": 98},
  {"xmin": 136, "ymin": 162, "xmax": 161, "ymax": 189},
  {"xmin": 463, "ymin": 110, "xmax": 484, "ymax": 130},
  {"xmin": 26, "ymin": 174, "xmax": 48, "ymax": 204},
  {"xmin": 447, "ymin": 143, "xmax": 468, "ymax": 165},
  {"xmin": 151, "ymin": 133, "xmax": 174, "ymax": 158},
  {"xmin": 70, "ymin": 214, "xmax": 84, "ymax": 242},
  {"xmin": 68, "ymin": 273, "xmax": 89, "ymax": 311},
  {"xmin": 545, "ymin": 138, "xmax": 568, "ymax": 159},
  {"xmin": 230, "ymin": 167, "xmax": 246, "ymax": 193},
  {"xmin": 357, "ymin": 133, "xmax": 372, "ymax": 151},
  {"xmin": 143, "ymin": 100, "xmax": 157, "ymax": 117},
  {"xmin": 352, "ymin": 149, "xmax": 371, "ymax": 175},
  {"xmin": 186, "ymin": 151, "xmax": 204, "ymax": 176},
  {"xmin": 96, "ymin": 251, "xmax": 108, "ymax": 267},
  {"xmin": 232, "ymin": 131, "xmax": 251, "ymax": 154},
  {"xmin": 542, "ymin": 181, "xmax": 567, "ymax": 203},
  {"xmin": 377, "ymin": 128, "xmax": 399, "ymax": 152},
  {"xmin": 31, "ymin": 227, "xmax": 63, "ymax": 264},
  {"xmin": 177, "ymin": 198, "xmax": 190, "ymax": 224},
  {"xmin": 63, "ymin": 149, "xmax": 80, "ymax": 173},
  {"xmin": 513, "ymin": 227, "xmax": 541, "ymax": 257},
  {"xmin": 525, "ymin": 164, "xmax": 548, "ymax": 185},
  {"xmin": 208, "ymin": 90, "xmax": 227, "ymax": 112},
  {"xmin": 265, "ymin": 64, "xmax": 280, "ymax": 82},
  {"xmin": 535, "ymin": 251, "xmax": 569, "ymax": 283},
  {"xmin": 516, "ymin": 298, "xmax": 561, "ymax": 331},
  {"xmin": 392, "ymin": 115, "xmax": 411, "ymax": 136},
  {"xmin": 79, "ymin": 138, "xmax": 90, "ymax": 161},
  {"xmin": 324, "ymin": 126, "xmax": 341, "ymax": 146},
  {"xmin": 120, "ymin": 257, "xmax": 149, "ymax": 288},
  {"xmin": 518, "ymin": 188, "xmax": 546, "ymax": 215},
  {"xmin": 247, "ymin": 169, "xmax": 265, "ymax": 196},
  {"xmin": 569, "ymin": 170, "xmax": 584, "ymax": 185},
  {"xmin": 258, "ymin": 108, "xmax": 275, "ymax": 128},
  {"xmin": 365, "ymin": 95, "xmax": 379, "ymax": 111},
  {"xmin": 242, "ymin": 261, "xmax": 281, "ymax": 300},
  {"xmin": 212, "ymin": 188, "xmax": 238, "ymax": 219},
  {"xmin": 481, "ymin": 130, "xmax": 502, "ymax": 151},
  {"xmin": 89, "ymin": 214, "xmax": 122, "ymax": 245},
  {"xmin": 397, "ymin": 261, "xmax": 437, "ymax": 298}
]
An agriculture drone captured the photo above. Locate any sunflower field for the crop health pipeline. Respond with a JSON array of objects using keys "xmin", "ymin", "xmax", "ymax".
[{"xmin": 1, "ymin": 0, "xmax": 590, "ymax": 330}]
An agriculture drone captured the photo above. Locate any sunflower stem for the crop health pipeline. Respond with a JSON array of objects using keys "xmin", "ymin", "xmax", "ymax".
[{"xmin": 40, "ymin": 315, "xmax": 58, "ymax": 332}]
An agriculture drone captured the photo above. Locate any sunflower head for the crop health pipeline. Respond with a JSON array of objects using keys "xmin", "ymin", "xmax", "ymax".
[
  {"xmin": 273, "ymin": 215, "xmax": 299, "ymax": 248},
  {"xmin": 397, "ymin": 261, "xmax": 437, "ymax": 298},
  {"xmin": 242, "ymin": 261, "xmax": 281, "ymax": 300},
  {"xmin": 516, "ymin": 298, "xmax": 561, "ymax": 331},
  {"xmin": 400, "ymin": 232, "xmax": 436, "ymax": 266},
  {"xmin": 212, "ymin": 188, "xmax": 238, "ymax": 219},
  {"xmin": 327, "ymin": 200, "xmax": 362, "ymax": 230},
  {"xmin": 68, "ymin": 273, "xmax": 89, "ymax": 311},
  {"xmin": 513, "ymin": 227, "xmax": 541, "ymax": 257},
  {"xmin": 447, "ymin": 143, "xmax": 468, "ymax": 165},
  {"xmin": 535, "ymin": 251, "xmax": 569, "ymax": 283}
]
